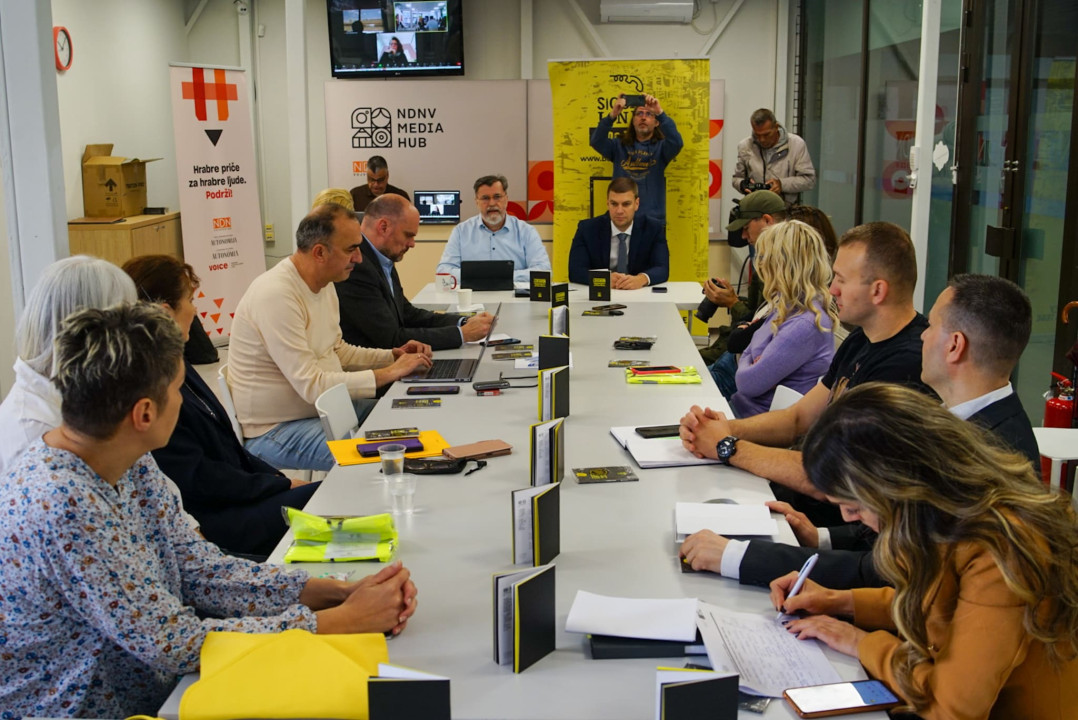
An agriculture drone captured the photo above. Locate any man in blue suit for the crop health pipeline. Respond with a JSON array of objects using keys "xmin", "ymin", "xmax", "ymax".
[{"xmin": 568, "ymin": 177, "xmax": 669, "ymax": 289}]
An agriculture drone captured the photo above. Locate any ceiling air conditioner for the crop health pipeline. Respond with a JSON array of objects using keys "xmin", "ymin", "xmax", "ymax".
[{"xmin": 599, "ymin": 0, "xmax": 694, "ymax": 24}]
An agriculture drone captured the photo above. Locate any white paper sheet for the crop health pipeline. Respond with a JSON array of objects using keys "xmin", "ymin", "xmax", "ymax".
[
  {"xmin": 377, "ymin": 663, "xmax": 448, "ymax": 680},
  {"xmin": 565, "ymin": 590, "xmax": 698, "ymax": 642},
  {"xmin": 623, "ymin": 434, "xmax": 722, "ymax": 469},
  {"xmin": 696, "ymin": 601, "xmax": 842, "ymax": 697},
  {"xmin": 675, "ymin": 503, "xmax": 778, "ymax": 539}
]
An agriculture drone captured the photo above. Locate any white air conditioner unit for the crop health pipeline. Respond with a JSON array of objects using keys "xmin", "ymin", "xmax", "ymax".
[{"xmin": 599, "ymin": 0, "xmax": 694, "ymax": 24}]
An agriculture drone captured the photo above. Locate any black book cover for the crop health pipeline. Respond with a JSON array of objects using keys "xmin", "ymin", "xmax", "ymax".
[
  {"xmin": 551, "ymin": 282, "xmax": 569, "ymax": 308},
  {"xmin": 533, "ymin": 483, "xmax": 560, "ymax": 566},
  {"xmin": 552, "ymin": 366, "xmax": 570, "ymax": 419},
  {"xmin": 530, "ymin": 270, "xmax": 551, "ymax": 302},
  {"xmin": 368, "ymin": 677, "xmax": 451, "ymax": 720},
  {"xmin": 587, "ymin": 631, "xmax": 706, "ymax": 659},
  {"xmin": 538, "ymin": 335, "xmax": 570, "ymax": 370},
  {"xmin": 660, "ymin": 674, "xmax": 739, "ymax": 720},
  {"xmin": 513, "ymin": 565, "xmax": 556, "ymax": 673},
  {"xmin": 589, "ymin": 269, "xmax": 611, "ymax": 301}
]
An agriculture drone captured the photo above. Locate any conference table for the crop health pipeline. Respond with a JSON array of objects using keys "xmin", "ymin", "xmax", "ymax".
[
  {"xmin": 160, "ymin": 297, "xmax": 883, "ymax": 719},
  {"xmin": 411, "ymin": 280, "xmax": 708, "ymax": 311}
]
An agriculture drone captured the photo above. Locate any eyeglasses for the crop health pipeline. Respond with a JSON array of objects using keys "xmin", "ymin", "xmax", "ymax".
[
  {"xmin": 478, "ymin": 194, "xmax": 506, "ymax": 204},
  {"xmin": 634, "ymin": 110, "xmax": 656, "ymax": 119}
]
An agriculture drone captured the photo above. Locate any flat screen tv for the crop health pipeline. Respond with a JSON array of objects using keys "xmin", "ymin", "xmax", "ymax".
[{"xmin": 328, "ymin": 0, "xmax": 464, "ymax": 79}]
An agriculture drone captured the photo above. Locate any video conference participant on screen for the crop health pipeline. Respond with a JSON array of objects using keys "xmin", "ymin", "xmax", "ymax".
[{"xmin": 435, "ymin": 174, "xmax": 551, "ymax": 285}]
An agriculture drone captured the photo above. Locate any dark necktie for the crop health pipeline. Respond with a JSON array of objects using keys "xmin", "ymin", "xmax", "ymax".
[{"xmin": 616, "ymin": 232, "xmax": 629, "ymax": 273}]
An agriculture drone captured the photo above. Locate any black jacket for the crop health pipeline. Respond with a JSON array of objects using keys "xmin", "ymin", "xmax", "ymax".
[
  {"xmin": 567, "ymin": 212, "xmax": 669, "ymax": 285},
  {"xmin": 336, "ymin": 238, "xmax": 465, "ymax": 350}
]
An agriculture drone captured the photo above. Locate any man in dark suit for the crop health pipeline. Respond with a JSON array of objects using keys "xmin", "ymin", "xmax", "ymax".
[
  {"xmin": 568, "ymin": 177, "xmax": 669, "ymax": 289},
  {"xmin": 336, "ymin": 194, "xmax": 494, "ymax": 351},
  {"xmin": 683, "ymin": 274, "xmax": 1038, "ymax": 590}
]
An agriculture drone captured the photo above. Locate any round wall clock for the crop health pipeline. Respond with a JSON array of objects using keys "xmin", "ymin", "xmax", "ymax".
[{"xmin": 53, "ymin": 26, "xmax": 73, "ymax": 71}]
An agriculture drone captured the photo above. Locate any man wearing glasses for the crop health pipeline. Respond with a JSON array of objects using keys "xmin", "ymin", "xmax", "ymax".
[
  {"xmin": 436, "ymin": 174, "xmax": 551, "ymax": 285},
  {"xmin": 731, "ymin": 108, "xmax": 815, "ymax": 205},
  {"xmin": 590, "ymin": 94, "xmax": 683, "ymax": 223}
]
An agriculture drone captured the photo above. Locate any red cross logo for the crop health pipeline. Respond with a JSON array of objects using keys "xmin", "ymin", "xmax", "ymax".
[{"xmin": 181, "ymin": 68, "xmax": 238, "ymax": 122}]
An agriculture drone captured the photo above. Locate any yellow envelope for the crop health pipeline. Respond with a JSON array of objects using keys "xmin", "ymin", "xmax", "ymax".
[{"xmin": 180, "ymin": 629, "xmax": 389, "ymax": 720}]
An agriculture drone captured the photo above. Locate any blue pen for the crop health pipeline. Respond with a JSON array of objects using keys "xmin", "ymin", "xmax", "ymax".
[{"xmin": 776, "ymin": 552, "xmax": 819, "ymax": 620}]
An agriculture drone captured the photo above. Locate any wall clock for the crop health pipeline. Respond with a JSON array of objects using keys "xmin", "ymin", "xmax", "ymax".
[{"xmin": 53, "ymin": 26, "xmax": 72, "ymax": 71}]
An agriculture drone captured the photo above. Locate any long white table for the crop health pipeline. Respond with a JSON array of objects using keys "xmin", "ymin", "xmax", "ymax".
[
  {"xmin": 161, "ymin": 301, "xmax": 881, "ymax": 719},
  {"xmin": 412, "ymin": 280, "xmax": 707, "ymax": 310}
]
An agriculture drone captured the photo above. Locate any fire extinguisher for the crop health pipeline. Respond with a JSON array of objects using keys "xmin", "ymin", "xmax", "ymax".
[{"xmin": 1042, "ymin": 372, "xmax": 1075, "ymax": 483}]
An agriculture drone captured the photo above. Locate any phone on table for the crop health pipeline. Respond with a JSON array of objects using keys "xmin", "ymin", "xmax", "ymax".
[
  {"xmin": 629, "ymin": 366, "xmax": 681, "ymax": 375},
  {"xmin": 783, "ymin": 680, "xmax": 900, "ymax": 718},
  {"xmin": 484, "ymin": 337, "xmax": 521, "ymax": 347},
  {"xmin": 406, "ymin": 385, "xmax": 461, "ymax": 396},
  {"xmin": 634, "ymin": 424, "xmax": 681, "ymax": 439},
  {"xmin": 473, "ymin": 380, "xmax": 511, "ymax": 392},
  {"xmin": 357, "ymin": 437, "xmax": 425, "ymax": 458},
  {"xmin": 651, "ymin": 286, "xmax": 668, "ymax": 293}
]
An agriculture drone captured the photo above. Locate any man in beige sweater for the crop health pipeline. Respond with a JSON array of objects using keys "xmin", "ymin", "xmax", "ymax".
[{"xmin": 229, "ymin": 204, "xmax": 432, "ymax": 471}]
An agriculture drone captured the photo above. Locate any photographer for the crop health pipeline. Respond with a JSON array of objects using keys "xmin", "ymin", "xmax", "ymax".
[{"xmin": 731, "ymin": 108, "xmax": 815, "ymax": 205}]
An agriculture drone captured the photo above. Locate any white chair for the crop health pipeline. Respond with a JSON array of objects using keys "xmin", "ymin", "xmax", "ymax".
[
  {"xmin": 1033, "ymin": 427, "xmax": 1078, "ymax": 494},
  {"xmin": 769, "ymin": 384, "xmax": 804, "ymax": 412},
  {"xmin": 315, "ymin": 383, "xmax": 359, "ymax": 441},
  {"xmin": 217, "ymin": 364, "xmax": 244, "ymax": 443}
]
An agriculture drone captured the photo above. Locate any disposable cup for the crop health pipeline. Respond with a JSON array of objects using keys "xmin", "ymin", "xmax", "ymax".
[
  {"xmin": 378, "ymin": 444, "xmax": 407, "ymax": 478},
  {"xmin": 388, "ymin": 473, "xmax": 417, "ymax": 515},
  {"xmin": 456, "ymin": 287, "xmax": 473, "ymax": 310}
]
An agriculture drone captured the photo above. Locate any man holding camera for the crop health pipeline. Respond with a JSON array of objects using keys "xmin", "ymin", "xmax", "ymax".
[
  {"xmin": 590, "ymin": 94, "xmax": 683, "ymax": 223},
  {"xmin": 731, "ymin": 108, "xmax": 815, "ymax": 205}
]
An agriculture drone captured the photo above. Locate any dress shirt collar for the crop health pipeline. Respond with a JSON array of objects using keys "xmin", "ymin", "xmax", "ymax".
[
  {"xmin": 363, "ymin": 234, "xmax": 396, "ymax": 293},
  {"xmin": 948, "ymin": 383, "xmax": 1014, "ymax": 420},
  {"xmin": 609, "ymin": 220, "xmax": 634, "ymax": 238}
]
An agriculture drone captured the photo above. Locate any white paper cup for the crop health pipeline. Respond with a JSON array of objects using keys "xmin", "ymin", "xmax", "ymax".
[
  {"xmin": 456, "ymin": 287, "xmax": 473, "ymax": 309},
  {"xmin": 388, "ymin": 473, "xmax": 417, "ymax": 515},
  {"xmin": 378, "ymin": 444, "xmax": 407, "ymax": 478}
]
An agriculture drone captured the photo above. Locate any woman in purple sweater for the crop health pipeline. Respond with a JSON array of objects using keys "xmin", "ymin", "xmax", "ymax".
[{"xmin": 730, "ymin": 220, "xmax": 837, "ymax": 417}]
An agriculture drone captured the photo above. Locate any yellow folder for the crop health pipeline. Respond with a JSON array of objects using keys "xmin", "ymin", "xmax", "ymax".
[{"xmin": 327, "ymin": 430, "xmax": 450, "ymax": 465}]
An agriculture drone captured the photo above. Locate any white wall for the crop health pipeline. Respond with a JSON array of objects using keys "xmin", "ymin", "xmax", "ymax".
[{"xmin": 0, "ymin": 171, "xmax": 13, "ymax": 395}]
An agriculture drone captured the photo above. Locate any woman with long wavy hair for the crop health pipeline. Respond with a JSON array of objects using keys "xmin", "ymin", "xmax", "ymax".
[
  {"xmin": 725, "ymin": 219, "xmax": 837, "ymax": 417},
  {"xmin": 774, "ymin": 383, "xmax": 1078, "ymax": 719}
]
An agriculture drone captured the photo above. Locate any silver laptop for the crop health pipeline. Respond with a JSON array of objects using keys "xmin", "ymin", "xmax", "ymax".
[{"xmin": 400, "ymin": 303, "xmax": 501, "ymax": 382}]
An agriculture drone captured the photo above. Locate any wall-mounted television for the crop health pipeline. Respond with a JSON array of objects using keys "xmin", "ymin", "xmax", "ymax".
[{"xmin": 328, "ymin": 0, "xmax": 464, "ymax": 79}]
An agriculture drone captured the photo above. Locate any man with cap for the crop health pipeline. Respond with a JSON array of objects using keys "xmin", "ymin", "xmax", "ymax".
[{"xmin": 696, "ymin": 191, "xmax": 789, "ymax": 378}]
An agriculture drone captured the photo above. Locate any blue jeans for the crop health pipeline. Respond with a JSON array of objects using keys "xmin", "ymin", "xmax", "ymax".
[
  {"xmin": 244, "ymin": 399, "xmax": 376, "ymax": 472},
  {"xmin": 709, "ymin": 352, "xmax": 739, "ymax": 401}
]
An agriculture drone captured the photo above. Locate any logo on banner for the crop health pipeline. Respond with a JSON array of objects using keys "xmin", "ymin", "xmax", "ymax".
[
  {"xmin": 352, "ymin": 107, "xmax": 393, "ymax": 149},
  {"xmin": 213, "ymin": 217, "xmax": 232, "ymax": 229},
  {"xmin": 181, "ymin": 68, "xmax": 238, "ymax": 122},
  {"xmin": 608, "ymin": 73, "xmax": 644, "ymax": 92},
  {"xmin": 351, "ymin": 106, "xmax": 445, "ymax": 149}
]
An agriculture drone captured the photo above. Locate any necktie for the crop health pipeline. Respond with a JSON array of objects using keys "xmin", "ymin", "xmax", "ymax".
[{"xmin": 616, "ymin": 232, "xmax": 629, "ymax": 274}]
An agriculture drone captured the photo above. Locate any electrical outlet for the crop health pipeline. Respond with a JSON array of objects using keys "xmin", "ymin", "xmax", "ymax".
[{"xmin": 264, "ymin": 224, "xmax": 274, "ymax": 242}]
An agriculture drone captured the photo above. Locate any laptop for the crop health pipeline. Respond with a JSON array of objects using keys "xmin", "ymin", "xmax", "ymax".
[
  {"xmin": 400, "ymin": 303, "xmax": 502, "ymax": 383},
  {"xmin": 414, "ymin": 190, "xmax": 461, "ymax": 225},
  {"xmin": 460, "ymin": 260, "xmax": 515, "ymax": 291}
]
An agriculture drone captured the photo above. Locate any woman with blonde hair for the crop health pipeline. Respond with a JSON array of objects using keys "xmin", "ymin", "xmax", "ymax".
[
  {"xmin": 726, "ymin": 219, "xmax": 837, "ymax": 417},
  {"xmin": 776, "ymin": 383, "xmax": 1078, "ymax": 719},
  {"xmin": 311, "ymin": 187, "xmax": 355, "ymax": 211}
]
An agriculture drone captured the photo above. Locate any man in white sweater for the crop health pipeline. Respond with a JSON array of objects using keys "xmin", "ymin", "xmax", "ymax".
[{"xmin": 229, "ymin": 204, "xmax": 432, "ymax": 471}]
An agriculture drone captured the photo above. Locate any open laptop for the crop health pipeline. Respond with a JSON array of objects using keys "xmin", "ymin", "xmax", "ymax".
[
  {"xmin": 460, "ymin": 260, "xmax": 515, "ymax": 291},
  {"xmin": 414, "ymin": 190, "xmax": 461, "ymax": 225},
  {"xmin": 400, "ymin": 303, "xmax": 502, "ymax": 382}
]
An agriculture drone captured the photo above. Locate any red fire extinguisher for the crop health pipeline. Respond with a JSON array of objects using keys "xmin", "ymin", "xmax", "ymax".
[{"xmin": 1042, "ymin": 372, "xmax": 1075, "ymax": 483}]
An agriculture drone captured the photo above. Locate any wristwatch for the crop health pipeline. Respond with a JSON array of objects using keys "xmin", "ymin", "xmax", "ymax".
[{"xmin": 716, "ymin": 436, "xmax": 739, "ymax": 465}]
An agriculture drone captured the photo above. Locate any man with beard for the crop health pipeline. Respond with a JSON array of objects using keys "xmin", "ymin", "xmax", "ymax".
[
  {"xmin": 337, "ymin": 194, "xmax": 494, "ymax": 350},
  {"xmin": 590, "ymin": 94, "xmax": 683, "ymax": 223},
  {"xmin": 731, "ymin": 108, "xmax": 815, "ymax": 206},
  {"xmin": 435, "ymin": 174, "xmax": 550, "ymax": 286}
]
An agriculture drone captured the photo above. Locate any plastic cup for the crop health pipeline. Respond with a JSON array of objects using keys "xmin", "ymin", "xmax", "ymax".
[
  {"xmin": 387, "ymin": 473, "xmax": 417, "ymax": 515},
  {"xmin": 456, "ymin": 287, "xmax": 473, "ymax": 310},
  {"xmin": 378, "ymin": 444, "xmax": 407, "ymax": 478}
]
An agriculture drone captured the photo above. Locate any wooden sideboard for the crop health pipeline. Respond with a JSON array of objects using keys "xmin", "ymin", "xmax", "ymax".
[{"xmin": 68, "ymin": 212, "xmax": 183, "ymax": 265}]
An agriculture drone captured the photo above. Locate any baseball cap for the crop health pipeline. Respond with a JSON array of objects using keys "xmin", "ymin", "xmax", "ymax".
[{"xmin": 725, "ymin": 191, "xmax": 787, "ymax": 234}]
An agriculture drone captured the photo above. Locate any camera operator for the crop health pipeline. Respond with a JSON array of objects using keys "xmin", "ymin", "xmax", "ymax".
[{"xmin": 731, "ymin": 108, "xmax": 815, "ymax": 205}]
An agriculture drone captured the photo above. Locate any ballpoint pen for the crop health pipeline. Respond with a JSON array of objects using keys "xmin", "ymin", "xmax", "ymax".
[{"xmin": 776, "ymin": 552, "xmax": 819, "ymax": 620}]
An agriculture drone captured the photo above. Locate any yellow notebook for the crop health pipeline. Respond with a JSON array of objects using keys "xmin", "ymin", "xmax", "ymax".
[{"xmin": 327, "ymin": 430, "xmax": 450, "ymax": 465}]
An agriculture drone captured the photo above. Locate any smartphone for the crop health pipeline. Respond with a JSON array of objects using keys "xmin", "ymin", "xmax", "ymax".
[
  {"xmin": 357, "ymin": 437, "xmax": 425, "ymax": 458},
  {"xmin": 484, "ymin": 337, "xmax": 521, "ymax": 346},
  {"xmin": 634, "ymin": 424, "xmax": 681, "ymax": 439},
  {"xmin": 783, "ymin": 680, "xmax": 900, "ymax": 718},
  {"xmin": 651, "ymin": 286, "xmax": 668, "ymax": 293},
  {"xmin": 629, "ymin": 366, "xmax": 681, "ymax": 375},
  {"xmin": 472, "ymin": 380, "xmax": 511, "ymax": 392},
  {"xmin": 622, "ymin": 93, "xmax": 646, "ymax": 107},
  {"xmin": 406, "ymin": 385, "xmax": 461, "ymax": 396}
]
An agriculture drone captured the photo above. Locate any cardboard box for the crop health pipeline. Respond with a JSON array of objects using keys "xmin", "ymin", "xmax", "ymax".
[{"xmin": 81, "ymin": 144, "xmax": 160, "ymax": 218}]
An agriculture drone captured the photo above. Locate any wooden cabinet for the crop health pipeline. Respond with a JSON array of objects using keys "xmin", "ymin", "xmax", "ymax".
[{"xmin": 68, "ymin": 212, "xmax": 183, "ymax": 265}]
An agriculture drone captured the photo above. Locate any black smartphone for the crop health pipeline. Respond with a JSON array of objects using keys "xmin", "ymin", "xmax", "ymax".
[
  {"xmin": 784, "ymin": 680, "xmax": 900, "ymax": 718},
  {"xmin": 484, "ymin": 337, "xmax": 521, "ymax": 346},
  {"xmin": 634, "ymin": 424, "xmax": 681, "ymax": 439},
  {"xmin": 651, "ymin": 286, "xmax": 668, "ymax": 293},
  {"xmin": 622, "ymin": 93, "xmax": 646, "ymax": 107},
  {"xmin": 472, "ymin": 380, "xmax": 511, "ymax": 391},
  {"xmin": 406, "ymin": 385, "xmax": 461, "ymax": 395}
]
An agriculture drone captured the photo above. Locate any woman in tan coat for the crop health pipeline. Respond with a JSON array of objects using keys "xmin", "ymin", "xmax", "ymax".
[{"xmin": 774, "ymin": 383, "xmax": 1078, "ymax": 720}]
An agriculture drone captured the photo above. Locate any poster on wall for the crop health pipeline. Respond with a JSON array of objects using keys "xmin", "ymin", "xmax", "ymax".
[
  {"xmin": 548, "ymin": 59, "xmax": 711, "ymax": 282},
  {"xmin": 325, "ymin": 80, "xmax": 528, "ymax": 221},
  {"xmin": 168, "ymin": 64, "xmax": 265, "ymax": 342}
]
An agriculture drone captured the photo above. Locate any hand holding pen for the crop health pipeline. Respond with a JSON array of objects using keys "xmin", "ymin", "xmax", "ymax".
[
  {"xmin": 774, "ymin": 553, "xmax": 819, "ymax": 620},
  {"xmin": 769, "ymin": 555, "xmax": 856, "ymax": 619}
]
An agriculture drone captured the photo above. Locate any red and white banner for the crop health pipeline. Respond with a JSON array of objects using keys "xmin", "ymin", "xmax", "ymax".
[{"xmin": 169, "ymin": 65, "xmax": 265, "ymax": 341}]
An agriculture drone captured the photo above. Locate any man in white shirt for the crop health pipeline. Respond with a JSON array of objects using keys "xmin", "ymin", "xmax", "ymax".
[
  {"xmin": 229, "ymin": 204, "xmax": 433, "ymax": 471},
  {"xmin": 435, "ymin": 174, "xmax": 550, "ymax": 285}
]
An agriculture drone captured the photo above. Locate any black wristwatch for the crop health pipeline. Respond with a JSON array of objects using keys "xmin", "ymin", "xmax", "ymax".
[{"xmin": 716, "ymin": 436, "xmax": 739, "ymax": 465}]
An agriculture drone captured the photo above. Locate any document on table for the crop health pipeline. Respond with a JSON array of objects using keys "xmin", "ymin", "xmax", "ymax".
[
  {"xmin": 565, "ymin": 590, "xmax": 698, "ymax": 642},
  {"xmin": 622, "ymin": 433, "xmax": 722, "ymax": 469},
  {"xmin": 674, "ymin": 502, "xmax": 778, "ymax": 541},
  {"xmin": 695, "ymin": 601, "xmax": 842, "ymax": 697}
]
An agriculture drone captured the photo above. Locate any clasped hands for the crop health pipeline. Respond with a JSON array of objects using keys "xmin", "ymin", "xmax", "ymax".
[
  {"xmin": 611, "ymin": 272, "xmax": 648, "ymax": 290},
  {"xmin": 308, "ymin": 561, "xmax": 418, "ymax": 636}
]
